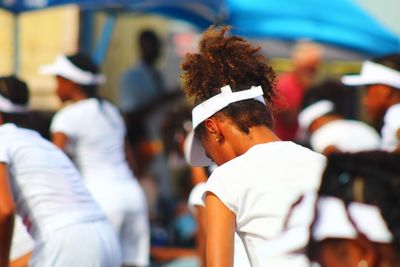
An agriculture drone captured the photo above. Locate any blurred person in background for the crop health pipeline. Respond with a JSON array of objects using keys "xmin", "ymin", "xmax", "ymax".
[
  {"xmin": 40, "ymin": 53, "xmax": 149, "ymax": 267},
  {"xmin": 119, "ymin": 29, "xmax": 176, "ymax": 209},
  {"xmin": 0, "ymin": 76, "xmax": 121, "ymax": 267},
  {"xmin": 342, "ymin": 54, "xmax": 400, "ymax": 152},
  {"xmin": 302, "ymin": 151, "xmax": 400, "ymax": 267},
  {"xmin": 298, "ymin": 80, "xmax": 380, "ymax": 155},
  {"xmin": 273, "ymin": 40, "xmax": 324, "ymax": 141},
  {"xmin": 180, "ymin": 26, "xmax": 326, "ymax": 267}
]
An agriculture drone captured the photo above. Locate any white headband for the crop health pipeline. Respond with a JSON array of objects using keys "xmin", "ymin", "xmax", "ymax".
[
  {"xmin": 298, "ymin": 100, "xmax": 334, "ymax": 131},
  {"xmin": 192, "ymin": 85, "xmax": 265, "ymax": 130},
  {"xmin": 342, "ymin": 61, "xmax": 400, "ymax": 89},
  {"xmin": 186, "ymin": 85, "xmax": 265, "ymax": 166},
  {"xmin": 0, "ymin": 93, "xmax": 29, "ymax": 114},
  {"xmin": 313, "ymin": 197, "xmax": 393, "ymax": 243},
  {"xmin": 39, "ymin": 55, "xmax": 106, "ymax": 85}
]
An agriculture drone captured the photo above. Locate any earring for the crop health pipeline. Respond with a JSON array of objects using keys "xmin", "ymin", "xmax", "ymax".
[
  {"xmin": 358, "ymin": 260, "xmax": 368, "ymax": 267},
  {"xmin": 215, "ymin": 135, "xmax": 223, "ymax": 143}
]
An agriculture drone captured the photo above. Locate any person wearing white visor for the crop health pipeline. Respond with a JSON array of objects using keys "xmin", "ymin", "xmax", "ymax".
[
  {"xmin": 180, "ymin": 26, "xmax": 326, "ymax": 267},
  {"xmin": 341, "ymin": 54, "xmax": 400, "ymax": 152},
  {"xmin": 40, "ymin": 53, "xmax": 150, "ymax": 267},
  {"xmin": 0, "ymin": 76, "xmax": 121, "ymax": 267},
  {"xmin": 303, "ymin": 151, "xmax": 400, "ymax": 267},
  {"xmin": 298, "ymin": 98, "xmax": 380, "ymax": 155}
]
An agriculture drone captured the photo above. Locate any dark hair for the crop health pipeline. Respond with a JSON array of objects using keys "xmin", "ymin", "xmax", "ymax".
[
  {"xmin": 301, "ymin": 79, "xmax": 355, "ymax": 119},
  {"xmin": 161, "ymin": 100, "xmax": 192, "ymax": 156},
  {"xmin": 180, "ymin": 26, "xmax": 276, "ymax": 138},
  {"xmin": 372, "ymin": 53, "xmax": 400, "ymax": 72},
  {"xmin": 0, "ymin": 75, "xmax": 30, "ymax": 127},
  {"xmin": 66, "ymin": 53, "xmax": 99, "ymax": 98},
  {"xmin": 317, "ymin": 151, "xmax": 400, "ymax": 249}
]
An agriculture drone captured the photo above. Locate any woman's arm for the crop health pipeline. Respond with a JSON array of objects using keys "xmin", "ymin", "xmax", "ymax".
[
  {"xmin": 195, "ymin": 205, "xmax": 207, "ymax": 267},
  {"xmin": 0, "ymin": 163, "xmax": 16, "ymax": 267},
  {"xmin": 51, "ymin": 132, "xmax": 69, "ymax": 150},
  {"xmin": 205, "ymin": 192, "xmax": 235, "ymax": 267}
]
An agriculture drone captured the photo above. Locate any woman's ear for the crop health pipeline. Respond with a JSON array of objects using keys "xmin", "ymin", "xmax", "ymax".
[{"xmin": 204, "ymin": 118, "xmax": 220, "ymax": 136}]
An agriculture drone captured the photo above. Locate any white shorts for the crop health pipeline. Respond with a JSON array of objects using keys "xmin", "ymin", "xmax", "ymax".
[
  {"xmin": 29, "ymin": 220, "xmax": 121, "ymax": 267},
  {"xmin": 86, "ymin": 177, "xmax": 150, "ymax": 266}
]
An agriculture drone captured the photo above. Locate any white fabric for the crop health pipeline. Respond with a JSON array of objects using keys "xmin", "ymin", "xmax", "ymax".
[
  {"xmin": 0, "ymin": 93, "xmax": 28, "ymax": 113},
  {"xmin": 188, "ymin": 182, "xmax": 251, "ymax": 267},
  {"xmin": 10, "ymin": 216, "xmax": 34, "ymax": 261},
  {"xmin": 51, "ymin": 99, "xmax": 149, "ymax": 266},
  {"xmin": 381, "ymin": 103, "xmax": 400, "ymax": 151},
  {"xmin": 310, "ymin": 120, "xmax": 380, "ymax": 153},
  {"xmin": 298, "ymin": 100, "xmax": 334, "ymax": 131},
  {"xmin": 40, "ymin": 55, "xmax": 106, "ymax": 85},
  {"xmin": 313, "ymin": 197, "xmax": 393, "ymax": 243},
  {"xmin": 342, "ymin": 61, "xmax": 400, "ymax": 89},
  {"xmin": 29, "ymin": 220, "xmax": 121, "ymax": 267},
  {"xmin": 0, "ymin": 124, "xmax": 120, "ymax": 266},
  {"xmin": 203, "ymin": 141, "xmax": 326, "ymax": 267},
  {"xmin": 187, "ymin": 85, "xmax": 265, "ymax": 166},
  {"xmin": 0, "ymin": 123, "xmax": 106, "ymax": 241}
]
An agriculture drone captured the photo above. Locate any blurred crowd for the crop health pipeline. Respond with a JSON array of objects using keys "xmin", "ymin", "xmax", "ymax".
[{"xmin": 0, "ymin": 24, "xmax": 399, "ymax": 267}]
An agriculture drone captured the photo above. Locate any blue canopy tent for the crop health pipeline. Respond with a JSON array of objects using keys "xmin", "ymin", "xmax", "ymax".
[{"xmin": 1, "ymin": 0, "xmax": 399, "ymax": 69}]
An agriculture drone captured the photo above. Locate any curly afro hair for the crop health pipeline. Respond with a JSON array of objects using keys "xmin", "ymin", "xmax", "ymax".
[{"xmin": 180, "ymin": 26, "xmax": 276, "ymax": 136}]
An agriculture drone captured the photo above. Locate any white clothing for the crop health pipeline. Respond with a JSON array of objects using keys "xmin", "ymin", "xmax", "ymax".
[
  {"xmin": 30, "ymin": 221, "xmax": 121, "ymax": 267},
  {"xmin": 381, "ymin": 103, "xmax": 400, "ymax": 151},
  {"xmin": 188, "ymin": 183, "xmax": 251, "ymax": 267},
  {"xmin": 310, "ymin": 120, "xmax": 380, "ymax": 153},
  {"xmin": 11, "ymin": 216, "xmax": 34, "ymax": 261},
  {"xmin": 204, "ymin": 141, "xmax": 326, "ymax": 267},
  {"xmin": 0, "ymin": 123, "xmax": 120, "ymax": 267},
  {"xmin": 51, "ymin": 99, "xmax": 149, "ymax": 266}
]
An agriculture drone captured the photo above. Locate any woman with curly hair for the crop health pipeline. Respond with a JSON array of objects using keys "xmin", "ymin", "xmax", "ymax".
[{"xmin": 180, "ymin": 26, "xmax": 326, "ymax": 266}]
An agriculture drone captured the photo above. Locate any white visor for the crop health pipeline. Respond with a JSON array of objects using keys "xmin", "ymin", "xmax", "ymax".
[
  {"xmin": 342, "ymin": 61, "xmax": 400, "ymax": 89},
  {"xmin": 0, "ymin": 93, "xmax": 28, "ymax": 113},
  {"xmin": 298, "ymin": 100, "xmax": 334, "ymax": 131},
  {"xmin": 39, "ymin": 55, "xmax": 106, "ymax": 85},
  {"xmin": 186, "ymin": 85, "xmax": 265, "ymax": 166},
  {"xmin": 313, "ymin": 197, "xmax": 393, "ymax": 243}
]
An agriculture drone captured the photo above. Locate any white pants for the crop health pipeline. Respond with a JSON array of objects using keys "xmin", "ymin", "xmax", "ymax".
[
  {"xmin": 86, "ymin": 177, "xmax": 150, "ymax": 266},
  {"xmin": 29, "ymin": 220, "xmax": 121, "ymax": 267}
]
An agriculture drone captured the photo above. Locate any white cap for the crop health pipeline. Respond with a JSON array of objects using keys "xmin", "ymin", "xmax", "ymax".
[
  {"xmin": 39, "ymin": 55, "xmax": 106, "ymax": 85},
  {"xmin": 342, "ymin": 61, "xmax": 400, "ymax": 89},
  {"xmin": 186, "ymin": 85, "xmax": 265, "ymax": 166},
  {"xmin": 298, "ymin": 100, "xmax": 334, "ymax": 131},
  {"xmin": 0, "ymin": 93, "xmax": 28, "ymax": 113},
  {"xmin": 313, "ymin": 197, "xmax": 393, "ymax": 243}
]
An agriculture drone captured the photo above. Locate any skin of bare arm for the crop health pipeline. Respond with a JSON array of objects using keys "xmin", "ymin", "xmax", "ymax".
[
  {"xmin": 195, "ymin": 205, "xmax": 207, "ymax": 267},
  {"xmin": 205, "ymin": 192, "xmax": 235, "ymax": 267},
  {"xmin": 10, "ymin": 252, "xmax": 32, "ymax": 267},
  {"xmin": 0, "ymin": 163, "xmax": 16, "ymax": 267},
  {"xmin": 51, "ymin": 132, "xmax": 69, "ymax": 150}
]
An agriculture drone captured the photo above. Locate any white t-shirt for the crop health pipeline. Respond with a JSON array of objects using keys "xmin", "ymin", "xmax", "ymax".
[
  {"xmin": 51, "ymin": 98, "xmax": 132, "ymax": 181},
  {"xmin": 0, "ymin": 124, "xmax": 105, "ymax": 242},
  {"xmin": 310, "ymin": 119, "xmax": 380, "ymax": 153},
  {"xmin": 188, "ymin": 182, "xmax": 251, "ymax": 267},
  {"xmin": 204, "ymin": 141, "xmax": 326, "ymax": 267},
  {"xmin": 381, "ymin": 103, "xmax": 400, "ymax": 151}
]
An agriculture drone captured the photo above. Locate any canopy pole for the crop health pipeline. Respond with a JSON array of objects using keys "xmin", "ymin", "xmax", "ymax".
[
  {"xmin": 13, "ymin": 14, "xmax": 20, "ymax": 75},
  {"xmin": 92, "ymin": 13, "xmax": 116, "ymax": 65}
]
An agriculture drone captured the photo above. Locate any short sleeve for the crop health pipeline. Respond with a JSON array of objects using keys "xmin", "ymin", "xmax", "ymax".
[
  {"xmin": 50, "ymin": 108, "xmax": 78, "ymax": 138},
  {"xmin": 203, "ymin": 172, "xmax": 237, "ymax": 214},
  {"xmin": 0, "ymin": 138, "xmax": 10, "ymax": 163},
  {"xmin": 188, "ymin": 183, "xmax": 207, "ymax": 214},
  {"xmin": 381, "ymin": 105, "xmax": 400, "ymax": 151}
]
